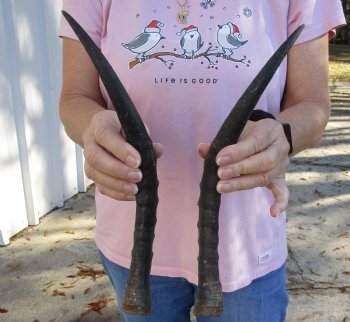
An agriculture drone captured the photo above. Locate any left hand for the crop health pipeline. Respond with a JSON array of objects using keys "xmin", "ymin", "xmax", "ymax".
[{"xmin": 198, "ymin": 118, "xmax": 290, "ymax": 217}]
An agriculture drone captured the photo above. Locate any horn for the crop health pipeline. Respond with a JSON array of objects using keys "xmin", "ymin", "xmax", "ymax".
[
  {"xmin": 62, "ymin": 10, "xmax": 159, "ymax": 315},
  {"xmin": 194, "ymin": 24, "xmax": 304, "ymax": 317}
]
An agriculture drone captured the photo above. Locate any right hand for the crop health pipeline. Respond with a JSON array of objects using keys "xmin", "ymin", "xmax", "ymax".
[{"xmin": 82, "ymin": 110, "xmax": 163, "ymax": 201}]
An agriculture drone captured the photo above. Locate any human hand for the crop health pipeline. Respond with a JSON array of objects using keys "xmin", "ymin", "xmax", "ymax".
[
  {"xmin": 82, "ymin": 110, "xmax": 163, "ymax": 201},
  {"xmin": 198, "ymin": 119, "xmax": 290, "ymax": 216}
]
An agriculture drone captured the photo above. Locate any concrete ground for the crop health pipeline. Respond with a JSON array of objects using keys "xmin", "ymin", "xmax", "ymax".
[{"xmin": 0, "ymin": 83, "xmax": 349, "ymax": 322}]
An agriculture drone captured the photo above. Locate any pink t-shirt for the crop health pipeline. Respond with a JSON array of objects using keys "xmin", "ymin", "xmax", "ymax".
[{"xmin": 60, "ymin": 0, "xmax": 345, "ymax": 292}]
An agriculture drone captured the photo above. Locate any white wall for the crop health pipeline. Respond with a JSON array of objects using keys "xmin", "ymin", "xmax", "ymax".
[{"xmin": 0, "ymin": 0, "xmax": 91, "ymax": 245}]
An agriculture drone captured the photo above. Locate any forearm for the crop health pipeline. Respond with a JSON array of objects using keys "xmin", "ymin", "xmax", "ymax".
[
  {"xmin": 60, "ymin": 38, "xmax": 107, "ymax": 147},
  {"xmin": 277, "ymin": 96, "xmax": 330, "ymax": 156},
  {"xmin": 59, "ymin": 94, "xmax": 106, "ymax": 147},
  {"xmin": 277, "ymin": 34, "xmax": 330, "ymax": 156}
]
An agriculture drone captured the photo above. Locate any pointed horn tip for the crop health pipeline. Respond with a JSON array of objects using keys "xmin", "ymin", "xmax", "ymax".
[
  {"xmin": 282, "ymin": 24, "xmax": 304, "ymax": 50},
  {"xmin": 296, "ymin": 24, "xmax": 305, "ymax": 33},
  {"xmin": 61, "ymin": 10, "xmax": 83, "ymax": 37},
  {"xmin": 61, "ymin": 10, "xmax": 68, "ymax": 18},
  {"xmin": 61, "ymin": 10, "xmax": 75, "ymax": 24},
  {"xmin": 292, "ymin": 24, "xmax": 305, "ymax": 39}
]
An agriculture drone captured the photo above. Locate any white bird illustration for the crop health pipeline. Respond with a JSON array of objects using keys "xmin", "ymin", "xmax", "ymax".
[
  {"xmin": 217, "ymin": 22, "xmax": 248, "ymax": 56},
  {"xmin": 122, "ymin": 20, "xmax": 165, "ymax": 59},
  {"xmin": 177, "ymin": 25, "xmax": 204, "ymax": 58}
]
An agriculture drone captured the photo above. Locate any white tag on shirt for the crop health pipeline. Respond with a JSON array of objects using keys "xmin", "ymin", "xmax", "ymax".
[{"xmin": 258, "ymin": 251, "xmax": 272, "ymax": 265}]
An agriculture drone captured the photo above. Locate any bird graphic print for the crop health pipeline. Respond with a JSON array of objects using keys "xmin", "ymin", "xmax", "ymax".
[
  {"xmin": 122, "ymin": 20, "xmax": 166, "ymax": 59},
  {"xmin": 121, "ymin": 15, "xmax": 249, "ymax": 70},
  {"xmin": 217, "ymin": 22, "xmax": 248, "ymax": 56},
  {"xmin": 177, "ymin": 25, "xmax": 204, "ymax": 58}
]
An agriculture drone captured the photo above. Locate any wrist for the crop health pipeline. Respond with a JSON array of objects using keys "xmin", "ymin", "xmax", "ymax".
[
  {"xmin": 274, "ymin": 118, "xmax": 293, "ymax": 155},
  {"xmin": 249, "ymin": 109, "xmax": 293, "ymax": 155}
]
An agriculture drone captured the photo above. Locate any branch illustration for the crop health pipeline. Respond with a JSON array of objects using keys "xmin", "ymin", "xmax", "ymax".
[{"xmin": 128, "ymin": 46, "xmax": 249, "ymax": 69}]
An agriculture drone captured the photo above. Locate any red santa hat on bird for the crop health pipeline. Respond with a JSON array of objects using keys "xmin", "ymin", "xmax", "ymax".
[
  {"xmin": 144, "ymin": 20, "xmax": 165, "ymax": 32},
  {"xmin": 176, "ymin": 25, "xmax": 199, "ymax": 36},
  {"xmin": 228, "ymin": 22, "xmax": 242, "ymax": 37}
]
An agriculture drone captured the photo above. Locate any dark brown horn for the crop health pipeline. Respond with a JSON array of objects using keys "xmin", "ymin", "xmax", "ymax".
[
  {"xmin": 193, "ymin": 24, "xmax": 304, "ymax": 317},
  {"xmin": 62, "ymin": 11, "xmax": 159, "ymax": 315}
]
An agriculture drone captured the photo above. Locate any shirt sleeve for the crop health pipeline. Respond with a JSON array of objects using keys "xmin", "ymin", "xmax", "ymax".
[
  {"xmin": 288, "ymin": 0, "xmax": 346, "ymax": 45},
  {"xmin": 59, "ymin": 0, "xmax": 105, "ymax": 47}
]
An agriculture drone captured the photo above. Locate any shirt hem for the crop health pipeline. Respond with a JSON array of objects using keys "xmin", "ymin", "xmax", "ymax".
[{"xmin": 96, "ymin": 235, "xmax": 288, "ymax": 293}]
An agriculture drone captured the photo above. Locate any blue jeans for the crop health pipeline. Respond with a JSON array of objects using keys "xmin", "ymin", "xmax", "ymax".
[{"xmin": 100, "ymin": 251, "xmax": 288, "ymax": 322}]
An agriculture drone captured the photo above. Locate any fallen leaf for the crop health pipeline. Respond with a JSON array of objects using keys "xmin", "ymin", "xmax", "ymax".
[
  {"xmin": 343, "ymin": 272, "xmax": 350, "ymax": 276},
  {"xmin": 333, "ymin": 246, "xmax": 346, "ymax": 251},
  {"xmin": 43, "ymin": 281, "xmax": 53, "ymax": 286},
  {"xmin": 62, "ymin": 284, "xmax": 75, "ymax": 289},
  {"xmin": 26, "ymin": 237, "xmax": 31, "ymax": 241},
  {"xmin": 64, "ymin": 230, "xmax": 75, "ymax": 235},
  {"xmin": 0, "ymin": 308, "xmax": 8, "ymax": 313},
  {"xmin": 43, "ymin": 231, "xmax": 48, "ymax": 237},
  {"xmin": 68, "ymin": 265, "xmax": 105, "ymax": 281},
  {"xmin": 319, "ymin": 250, "xmax": 326, "ymax": 256},
  {"xmin": 84, "ymin": 288, "xmax": 91, "ymax": 294},
  {"xmin": 60, "ymin": 279, "xmax": 79, "ymax": 289},
  {"xmin": 54, "ymin": 240, "xmax": 61, "ymax": 244},
  {"xmin": 52, "ymin": 289, "xmax": 66, "ymax": 297},
  {"xmin": 338, "ymin": 231, "xmax": 349, "ymax": 238},
  {"xmin": 81, "ymin": 297, "xmax": 114, "ymax": 317},
  {"xmin": 10, "ymin": 233, "xmax": 24, "ymax": 242},
  {"xmin": 42, "ymin": 281, "xmax": 54, "ymax": 292},
  {"xmin": 339, "ymin": 287, "xmax": 348, "ymax": 293}
]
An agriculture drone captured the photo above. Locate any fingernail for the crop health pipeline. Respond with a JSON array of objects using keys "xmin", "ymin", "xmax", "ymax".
[
  {"xmin": 124, "ymin": 184, "xmax": 138, "ymax": 194},
  {"xmin": 216, "ymin": 156, "xmax": 231, "ymax": 166},
  {"xmin": 128, "ymin": 170, "xmax": 142, "ymax": 182},
  {"xmin": 218, "ymin": 168, "xmax": 233, "ymax": 179},
  {"xmin": 217, "ymin": 182, "xmax": 232, "ymax": 193},
  {"xmin": 126, "ymin": 155, "xmax": 141, "ymax": 168}
]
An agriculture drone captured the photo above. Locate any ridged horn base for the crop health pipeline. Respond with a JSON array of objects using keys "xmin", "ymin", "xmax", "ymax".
[
  {"xmin": 122, "ymin": 297, "xmax": 151, "ymax": 316},
  {"xmin": 193, "ymin": 283, "xmax": 223, "ymax": 317}
]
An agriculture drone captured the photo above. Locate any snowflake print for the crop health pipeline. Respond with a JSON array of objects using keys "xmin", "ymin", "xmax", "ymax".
[{"xmin": 243, "ymin": 7, "xmax": 252, "ymax": 18}]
